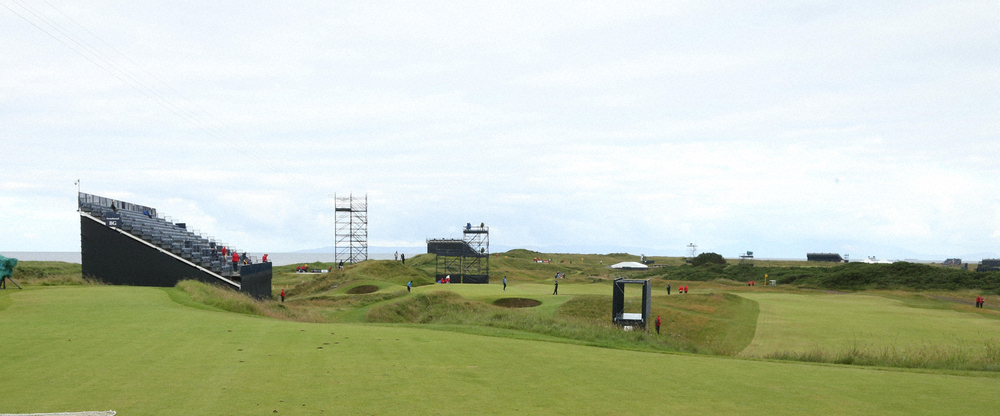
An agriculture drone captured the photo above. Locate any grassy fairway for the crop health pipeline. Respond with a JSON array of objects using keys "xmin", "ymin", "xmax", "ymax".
[
  {"xmin": 740, "ymin": 292, "xmax": 1000, "ymax": 357},
  {"xmin": 2, "ymin": 286, "xmax": 1000, "ymax": 415}
]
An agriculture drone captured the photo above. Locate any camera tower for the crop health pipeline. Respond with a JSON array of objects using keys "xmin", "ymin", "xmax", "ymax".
[{"xmin": 334, "ymin": 193, "xmax": 368, "ymax": 264}]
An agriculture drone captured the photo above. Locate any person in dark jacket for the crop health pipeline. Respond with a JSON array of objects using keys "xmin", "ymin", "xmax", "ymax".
[{"xmin": 553, "ymin": 280, "xmax": 558, "ymax": 295}]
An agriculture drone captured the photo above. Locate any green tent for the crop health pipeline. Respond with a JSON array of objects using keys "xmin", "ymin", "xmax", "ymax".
[{"xmin": 0, "ymin": 255, "xmax": 16, "ymax": 279}]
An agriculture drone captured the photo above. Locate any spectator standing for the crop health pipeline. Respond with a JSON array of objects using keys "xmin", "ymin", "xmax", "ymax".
[
  {"xmin": 667, "ymin": 283, "xmax": 671, "ymax": 295},
  {"xmin": 407, "ymin": 281, "xmax": 412, "ymax": 293},
  {"xmin": 503, "ymin": 277, "xmax": 507, "ymax": 292},
  {"xmin": 400, "ymin": 253, "xmax": 405, "ymax": 264},
  {"xmin": 232, "ymin": 252, "xmax": 240, "ymax": 271},
  {"xmin": 280, "ymin": 288, "xmax": 285, "ymax": 303},
  {"xmin": 655, "ymin": 315, "xmax": 661, "ymax": 334},
  {"xmin": 262, "ymin": 254, "xmax": 268, "ymax": 263}
]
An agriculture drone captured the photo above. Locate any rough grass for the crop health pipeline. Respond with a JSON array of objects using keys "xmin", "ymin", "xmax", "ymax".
[
  {"xmin": 299, "ymin": 290, "xmax": 407, "ymax": 309},
  {"xmin": 8, "ymin": 261, "xmax": 97, "ymax": 286},
  {"xmin": 763, "ymin": 340, "xmax": 1000, "ymax": 372},
  {"xmin": 177, "ymin": 280, "xmax": 327, "ymax": 322}
]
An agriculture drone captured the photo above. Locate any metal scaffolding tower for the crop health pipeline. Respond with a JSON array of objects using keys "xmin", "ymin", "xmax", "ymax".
[
  {"xmin": 335, "ymin": 193, "xmax": 367, "ymax": 264},
  {"xmin": 462, "ymin": 223, "xmax": 489, "ymax": 279}
]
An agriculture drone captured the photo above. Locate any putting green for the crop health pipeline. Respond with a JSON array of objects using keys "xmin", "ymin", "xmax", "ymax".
[
  {"xmin": 739, "ymin": 292, "xmax": 1000, "ymax": 356},
  {"xmin": 1, "ymin": 286, "xmax": 998, "ymax": 415}
]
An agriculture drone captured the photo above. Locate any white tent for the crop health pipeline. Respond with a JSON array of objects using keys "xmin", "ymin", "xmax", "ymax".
[
  {"xmin": 608, "ymin": 261, "xmax": 649, "ymax": 270},
  {"xmin": 858, "ymin": 256, "xmax": 894, "ymax": 264}
]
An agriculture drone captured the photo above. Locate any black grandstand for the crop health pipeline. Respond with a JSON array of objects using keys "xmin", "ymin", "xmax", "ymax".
[
  {"xmin": 807, "ymin": 253, "xmax": 844, "ymax": 262},
  {"xmin": 978, "ymin": 259, "xmax": 1000, "ymax": 273},
  {"xmin": 78, "ymin": 192, "xmax": 271, "ymax": 299},
  {"xmin": 426, "ymin": 223, "xmax": 490, "ymax": 284}
]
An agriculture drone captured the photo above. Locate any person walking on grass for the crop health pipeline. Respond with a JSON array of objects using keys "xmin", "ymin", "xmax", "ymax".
[
  {"xmin": 553, "ymin": 279, "xmax": 558, "ymax": 295},
  {"xmin": 667, "ymin": 283, "xmax": 671, "ymax": 295},
  {"xmin": 407, "ymin": 281, "xmax": 412, "ymax": 293},
  {"xmin": 655, "ymin": 315, "xmax": 661, "ymax": 334},
  {"xmin": 280, "ymin": 288, "xmax": 285, "ymax": 303},
  {"xmin": 503, "ymin": 276, "xmax": 507, "ymax": 292}
]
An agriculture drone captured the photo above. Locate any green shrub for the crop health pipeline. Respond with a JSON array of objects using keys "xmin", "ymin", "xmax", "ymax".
[{"xmin": 691, "ymin": 252, "xmax": 726, "ymax": 267}]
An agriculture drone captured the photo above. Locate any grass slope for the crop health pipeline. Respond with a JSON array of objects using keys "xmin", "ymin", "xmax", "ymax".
[{"xmin": 2, "ymin": 286, "xmax": 1000, "ymax": 415}]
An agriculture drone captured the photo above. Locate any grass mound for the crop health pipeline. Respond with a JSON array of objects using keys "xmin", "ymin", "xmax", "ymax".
[
  {"xmin": 556, "ymin": 293, "xmax": 760, "ymax": 355},
  {"xmin": 366, "ymin": 290, "xmax": 751, "ymax": 354},
  {"xmin": 346, "ymin": 284, "xmax": 379, "ymax": 294},
  {"xmin": 493, "ymin": 298, "xmax": 542, "ymax": 308},
  {"xmin": 176, "ymin": 280, "xmax": 327, "ymax": 322}
]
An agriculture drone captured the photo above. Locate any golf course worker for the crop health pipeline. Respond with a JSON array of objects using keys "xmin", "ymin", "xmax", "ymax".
[{"xmin": 655, "ymin": 315, "xmax": 661, "ymax": 334}]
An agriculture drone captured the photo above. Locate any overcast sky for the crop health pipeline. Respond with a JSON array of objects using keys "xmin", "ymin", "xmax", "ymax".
[{"xmin": 1, "ymin": 1, "xmax": 998, "ymax": 260}]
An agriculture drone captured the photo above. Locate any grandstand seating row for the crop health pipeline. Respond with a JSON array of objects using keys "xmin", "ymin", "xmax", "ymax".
[{"xmin": 78, "ymin": 200, "xmax": 250, "ymax": 277}]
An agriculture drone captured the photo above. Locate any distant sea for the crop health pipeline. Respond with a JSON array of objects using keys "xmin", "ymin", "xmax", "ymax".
[{"xmin": 0, "ymin": 252, "xmax": 420, "ymax": 267}]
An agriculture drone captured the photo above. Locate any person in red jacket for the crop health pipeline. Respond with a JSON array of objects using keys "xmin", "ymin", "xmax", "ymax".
[
  {"xmin": 232, "ymin": 252, "xmax": 239, "ymax": 270},
  {"xmin": 222, "ymin": 246, "xmax": 227, "ymax": 257},
  {"xmin": 262, "ymin": 254, "xmax": 268, "ymax": 263},
  {"xmin": 280, "ymin": 288, "xmax": 285, "ymax": 303},
  {"xmin": 655, "ymin": 315, "xmax": 661, "ymax": 334}
]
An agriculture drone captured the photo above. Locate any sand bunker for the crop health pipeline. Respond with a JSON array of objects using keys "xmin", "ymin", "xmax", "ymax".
[
  {"xmin": 346, "ymin": 285, "xmax": 379, "ymax": 294},
  {"xmin": 493, "ymin": 298, "xmax": 541, "ymax": 308}
]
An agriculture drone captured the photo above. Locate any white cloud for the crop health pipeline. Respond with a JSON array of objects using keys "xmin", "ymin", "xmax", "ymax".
[{"xmin": 0, "ymin": 0, "xmax": 996, "ymax": 259}]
